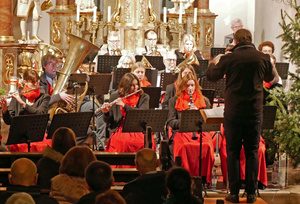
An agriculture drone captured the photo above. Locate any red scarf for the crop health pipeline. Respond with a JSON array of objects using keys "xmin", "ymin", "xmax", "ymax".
[
  {"xmin": 175, "ymin": 91, "xmax": 206, "ymax": 111},
  {"xmin": 140, "ymin": 78, "xmax": 151, "ymax": 87},
  {"xmin": 120, "ymin": 93, "xmax": 140, "ymax": 116},
  {"xmin": 47, "ymin": 81, "xmax": 53, "ymax": 95},
  {"xmin": 22, "ymin": 85, "xmax": 40, "ymax": 101}
]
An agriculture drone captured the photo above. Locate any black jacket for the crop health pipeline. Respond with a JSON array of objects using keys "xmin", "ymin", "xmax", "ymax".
[{"xmin": 39, "ymin": 73, "xmax": 62, "ymax": 106}]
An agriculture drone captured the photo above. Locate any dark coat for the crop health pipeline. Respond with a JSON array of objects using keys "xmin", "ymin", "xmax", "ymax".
[
  {"xmin": 162, "ymin": 83, "xmax": 176, "ymax": 110},
  {"xmin": 122, "ymin": 171, "xmax": 168, "ymax": 204},
  {"xmin": 39, "ymin": 73, "xmax": 62, "ymax": 106}
]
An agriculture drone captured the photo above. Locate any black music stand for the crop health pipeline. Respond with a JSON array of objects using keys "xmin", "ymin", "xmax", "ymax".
[
  {"xmin": 142, "ymin": 87, "xmax": 162, "ymax": 109},
  {"xmin": 275, "ymin": 62, "xmax": 289, "ymax": 80},
  {"xmin": 82, "ymin": 49, "xmax": 99, "ymax": 73},
  {"xmin": 97, "ymin": 55, "xmax": 121, "ymax": 73},
  {"xmin": 6, "ymin": 114, "xmax": 49, "ymax": 152},
  {"xmin": 67, "ymin": 73, "xmax": 87, "ymax": 112},
  {"xmin": 211, "ymin": 48, "xmax": 226, "ymax": 58},
  {"xmin": 122, "ymin": 110, "xmax": 168, "ymax": 149},
  {"xmin": 160, "ymin": 72, "xmax": 178, "ymax": 91},
  {"xmin": 135, "ymin": 55, "xmax": 165, "ymax": 70},
  {"xmin": 179, "ymin": 110, "xmax": 221, "ymax": 200},
  {"xmin": 145, "ymin": 68, "xmax": 158, "ymax": 86},
  {"xmin": 112, "ymin": 68, "xmax": 131, "ymax": 89},
  {"xmin": 47, "ymin": 112, "xmax": 93, "ymax": 139},
  {"xmin": 262, "ymin": 105, "xmax": 277, "ymax": 130},
  {"xmin": 201, "ymin": 77, "xmax": 226, "ymax": 106},
  {"xmin": 201, "ymin": 89, "xmax": 215, "ymax": 107}
]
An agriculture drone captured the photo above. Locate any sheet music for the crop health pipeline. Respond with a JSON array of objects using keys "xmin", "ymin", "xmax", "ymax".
[{"xmin": 203, "ymin": 106, "xmax": 224, "ymax": 118}]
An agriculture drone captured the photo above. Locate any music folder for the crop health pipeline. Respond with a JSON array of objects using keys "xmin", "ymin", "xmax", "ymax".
[{"xmin": 200, "ymin": 106, "xmax": 224, "ymax": 124}]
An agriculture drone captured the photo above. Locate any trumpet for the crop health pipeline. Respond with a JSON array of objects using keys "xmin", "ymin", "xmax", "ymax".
[
  {"xmin": 95, "ymin": 89, "xmax": 142, "ymax": 113},
  {"xmin": 0, "ymin": 87, "xmax": 41, "ymax": 101}
]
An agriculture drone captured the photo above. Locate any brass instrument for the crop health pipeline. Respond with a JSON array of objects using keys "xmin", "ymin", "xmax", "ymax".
[
  {"xmin": 111, "ymin": 48, "xmax": 122, "ymax": 56},
  {"xmin": 174, "ymin": 52, "xmax": 200, "ymax": 73},
  {"xmin": 41, "ymin": 0, "xmax": 53, "ymax": 11},
  {"xmin": 95, "ymin": 89, "xmax": 142, "ymax": 113},
  {"xmin": 147, "ymin": 46, "xmax": 161, "ymax": 56},
  {"xmin": 49, "ymin": 33, "xmax": 100, "ymax": 119},
  {"xmin": 141, "ymin": 55, "xmax": 153, "ymax": 68}
]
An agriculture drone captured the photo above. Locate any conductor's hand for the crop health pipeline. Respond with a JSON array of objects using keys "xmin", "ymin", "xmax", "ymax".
[
  {"xmin": 210, "ymin": 54, "xmax": 224, "ymax": 65},
  {"xmin": 101, "ymin": 102, "xmax": 111, "ymax": 113},
  {"xmin": 0, "ymin": 99, "xmax": 8, "ymax": 113},
  {"xmin": 114, "ymin": 98, "xmax": 125, "ymax": 108},
  {"xmin": 59, "ymin": 91, "xmax": 74, "ymax": 105}
]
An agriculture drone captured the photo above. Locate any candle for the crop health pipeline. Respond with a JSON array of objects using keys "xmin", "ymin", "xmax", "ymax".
[
  {"xmin": 194, "ymin": 8, "xmax": 197, "ymax": 24},
  {"xmin": 93, "ymin": 7, "xmax": 97, "ymax": 22},
  {"xmin": 76, "ymin": 3, "xmax": 80, "ymax": 21},
  {"xmin": 179, "ymin": 3, "xmax": 182, "ymax": 24},
  {"xmin": 163, "ymin": 7, "xmax": 167, "ymax": 23},
  {"xmin": 108, "ymin": 6, "xmax": 111, "ymax": 22}
]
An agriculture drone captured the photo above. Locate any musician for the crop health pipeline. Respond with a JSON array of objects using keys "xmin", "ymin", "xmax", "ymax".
[
  {"xmin": 131, "ymin": 62, "xmax": 151, "ymax": 87},
  {"xmin": 117, "ymin": 55, "xmax": 136, "ymax": 68},
  {"xmin": 1, "ymin": 69, "xmax": 50, "ymax": 125},
  {"xmin": 102, "ymin": 73, "xmax": 150, "ymax": 153},
  {"xmin": 175, "ymin": 34, "xmax": 204, "ymax": 61},
  {"xmin": 39, "ymin": 54, "xmax": 74, "ymax": 106},
  {"xmin": 167, "ymin": 73, "xmax": 214, "ymax": 183},
  {"xmin": 162, "ymin": 64, "xmax": 197, "ymax": 110},
  {"xmin": 163, "ymin": 52, "xmax": 177, "ymax": 73},
  {"xmin": 143, "ymin": 30, "xmax": 161, "ymax": 56},
  {"xmin": 104, "ymin": 31, "xmax": 122, "ymax": 56}
]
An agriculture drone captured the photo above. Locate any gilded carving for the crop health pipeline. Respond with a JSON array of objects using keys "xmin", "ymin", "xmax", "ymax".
[
  {"xmin": 124, "ymin": 0, "xmax": 131, "ymax": 23},
  {"xmin": 196, "ymin": 23, "xmax": 201, "ymax": 47},
  {"xmin": 52, "ymin": 19, "xmax": 62, "ymax": 44},
  {"xmin": 205, "ymin": 23, "xmax": 212, "ymax": 47},
  {"xmin": 66, "ymin": 19, "xmax": 73, "ymax": 44},
  {"xmin": 4, "ymin": 53, "xmax": 15, "ymax": 84},
  {"xmin": 139, "ymin": 0, "xmax": 146, "ymax": 23}
]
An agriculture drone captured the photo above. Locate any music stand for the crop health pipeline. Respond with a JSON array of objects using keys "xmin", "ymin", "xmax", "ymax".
[
  {"xmin": 97, "ymin": 55, "xmax": 121, "ymax": 73},
  {"xmin": 67, "ymin": 73, "xmax": 87, "ymax": 112},
  {"xmin": 262, "ymin": 105, "xmax": 277, "ymax": 130},
  {"xmin": 160, "ymin": 72, "xmax": 178, "ymax": 91},
  {"xmin": 135, "ymin": 55, "xmax": 165, "ymax": 70},
  {"xmin": 201, "ymin": 89, "xmax": 215, "ymax": 107},
  {"xmin": 211, "ymin": 48, "xmax": 226, "ymax": 58},
  {"xmin": 145, "ymin": 68, "xmax": 158, "ymax": 86},
  {"xmin": 142, "ymin": 87, "xmax": 162, "ymax": 109},
  {"xmin": 275, "ymin": 62, "xmax": 289, "ymax": 80},
  {"xmin": 201, "ymin": 76, "xmax": 226, "ymax": 106},
  {"xmin": 112, "ymin": 68, "xmax": 131, "ymax": 89},
  {"xmin": 122, "ymin": 110, "xmax": 168, "ymax": 149},
  {"xmin": 179, "ymin": 110, "xmax": 221, "ymax": 200},
  {"xmin": 47, "ymin": 112, "xmax": 93, "ymax": 139},
  {"xmin": 6, "ymin": 114, "xmax": 49, "ymax": 152},
  {"xmin": 82, "ymin": 49, "xmax": 99, "ymax": 73}
]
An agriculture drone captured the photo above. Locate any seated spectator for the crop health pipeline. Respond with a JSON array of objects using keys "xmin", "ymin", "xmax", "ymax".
[
  {"xmin": 0, "ymin": 158, "xmax": 58, "ymax": 204},
  {"xmin": 96, "ymin": 190, "xmax": 126, "ymax": 204},
  {"xmin": 122, "ymin": 148, "xmax": 168, "ymax": 204},
  {"xmin": 36, "ymin": 127, "xmax": 76, "ymax": 189},
  {"xmin": 77, "ymin": 161, "xmax": 113, "ymax": 204},
  {"xmin": 164, "ymin": 167, "xmax": 203, "ymax": 204},
  {"xmin": 50, "ymin": 146, "xmax": 96, "ymax": 204},
  {"xmin": 6, "ymin": 192, "xmax": 35, "ymax": 204}
]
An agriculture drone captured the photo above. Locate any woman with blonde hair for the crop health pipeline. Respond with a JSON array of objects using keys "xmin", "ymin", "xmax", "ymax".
[
  {"xmin": 175, "ymin": 34, "xmax": 204, "ymax": 61},
  {"xmin": 131, "ymin": 62, "xmax": 151, "ymax": 87}
]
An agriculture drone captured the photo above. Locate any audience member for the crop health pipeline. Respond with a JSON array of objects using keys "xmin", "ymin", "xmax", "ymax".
[
  {"xmin": 77, "ymin": 161, "xmax": 113, "ymax": 204},
  {"xmin": 122, "ymin": 148, "xmax": 168, "ymax": 204},
  {"xmin": 95, "ymin": 190, "xmax": 126, "ymax": 204},
  {"xmin": 0, "ymin": 158, "xmax": 58, "ymax": 204},
  {"xmin": 164, "ymin": 167, "xmax": 203, "ymax": 204},
  {"xmin": 6, "ymin": 192, "xmax": 35, "ymax": 204},
  {"xmin": 223, "ymin": 18, "xmax": 243, "ymax": 47},
  {"xmin": 50, "ymin": 146, "xmax": 96, "ymax": 203},
  {"xmin": 36, "ymin": 127, "xmax": 76, "ymax": 189}
]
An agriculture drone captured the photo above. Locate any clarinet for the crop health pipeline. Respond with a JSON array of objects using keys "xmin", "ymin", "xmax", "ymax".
[{"xmin": 189, "ymin": 90, "xmax": 198, "ymax": 140}]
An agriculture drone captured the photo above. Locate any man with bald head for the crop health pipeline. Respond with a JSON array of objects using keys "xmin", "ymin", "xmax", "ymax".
[
  {"xmin": 0, "ymin": 158, "xmax": 58, "ymax": 204},
  {"xmin": 122, "ymin": 148, "xmax": 168, "ymax": 204}
]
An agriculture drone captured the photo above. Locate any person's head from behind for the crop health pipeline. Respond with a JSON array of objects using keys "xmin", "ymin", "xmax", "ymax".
[
  {"xmin": 118, "ymin": 73, "xmax": 143, "ymax": 97},
  {"xmin": 95, "ymin": 190, "xmax": 126, "ymax": 204},
  {"xmin": 131, "ymin": 62, "xmax": 146, "ymax": 82},
  {"xmin": 234, "ymin": 29, "xmax": 252, "ymax": 44},
  {"xmin": 85, "ymin": 161, "xmax": 113, "ymax": 193},
  {"xmin": 41, "ymin": 54, "xmax": 57, "ymax": 78},
  {"xmin": 117, "ymin": 55, "xmax": 136, "ymax": 68},
  {"xmin": 258, "ymin": 41, "xmax": 275, "ymax": 55},
  {"xmin": 6, "ymin": 192, "xmax": 35, "ymax": 204},
  {"xmin": 52, "ymin": 127, "xmax": 76, "ymax": 155},
  {"xmin": 59, "ymin": 146, "xmax": 96, "ymax": 178},
  {"xmin": 163, "ymin": 52, "xmax": 177, "ymax": 73},
  {"xmin": 231, "ymin": 18, "xmax": 243, "ymax": 33},
  {"xmin": 145, "ymin": 30, "xmax": 158, "ymax": 50},
  {"xmin": 9, "ymin": 158, "xmax": 38, "ymax": 186},
  {"xmin": 180, "ymin": 34, "xmax": 196, "ymax": 53},
  {"xmin": 166, "ymin": 167, "xmax": 192, "ymax": 199},
  {"xmin": 135, "ymin": 148, "xmax": 158, "ymax": 175},
  {"xmin": 225, "ymin": 45, "xmax": 234, "ymax": 55},
  {"xmin": 107, "ymin": 31, "xmax": 120, "ymax": 50}
]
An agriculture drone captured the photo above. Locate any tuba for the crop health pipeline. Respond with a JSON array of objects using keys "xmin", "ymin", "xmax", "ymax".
[
  {"xmin": 49, "ymin": 33, "xmax": 100, "ymax": 119},
  {"xmin": 174, "ymin": 52, "xmax": 200, "ymax": 73}
]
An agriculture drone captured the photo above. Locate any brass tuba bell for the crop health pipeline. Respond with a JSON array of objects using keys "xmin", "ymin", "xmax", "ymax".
[
  {"xmin": 174, "ymin": 52, "xmax": 200, "ymax": 73},
  {"xmin": 48, "ymin": 33, "xmax": 100, "ymax": 119}
]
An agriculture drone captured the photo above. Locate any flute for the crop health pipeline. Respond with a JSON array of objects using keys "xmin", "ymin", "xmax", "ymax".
[
  {"xmin": 95, "ymin": 89, "xmax": 142, "ymax": 113},
  {"xmin": 0, "ymin": 87, "xmax": 42, "ymax": 100}
]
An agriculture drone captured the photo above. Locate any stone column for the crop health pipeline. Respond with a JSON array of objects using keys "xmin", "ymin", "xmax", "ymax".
[{"xmin": 0, "ymin": 0, "xmax": 14, "ymax": 42}]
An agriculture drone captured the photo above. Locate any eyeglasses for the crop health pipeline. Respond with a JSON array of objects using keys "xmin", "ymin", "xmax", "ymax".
[
  {"xmin": 109, "ymin": 40, "xmax": 120, "ymax": 43},
  {"xmin": 47, "ymin": 62, "xmax": 57, "ymax": 66},
  {"xmin": 232, "ymin": 26, "xmax": 243, "ymax": 29},
  {"xmin": 147, "ymin": 38, "xmax": 157, "ymax": 41}
]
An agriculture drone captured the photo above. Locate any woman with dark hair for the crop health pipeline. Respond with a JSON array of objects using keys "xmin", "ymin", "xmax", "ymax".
[
  {"xmin": 131, "ymin": 62, "xmax": 151, "ymax": 87},
  {"xmin": 175, "ymin": 34, "xmax": 204, "ymax": 61},
  {"xmin": 167, "ymin": 74, "xmax": 214, "ymax": 184},
  {"xmin": 36, "ymin": 127, "xmax": 76, "ymax": 189},
  {"xmin": 102, "ymin": 73, "xmax": 151, "ymax": 153},
  {"xmin": 50, "ymin": 146, "xmax": 96, "ymax": 203},
  {"xmin": 165, "ymin": 167, "xmax": 202, "ymax": 204}
]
